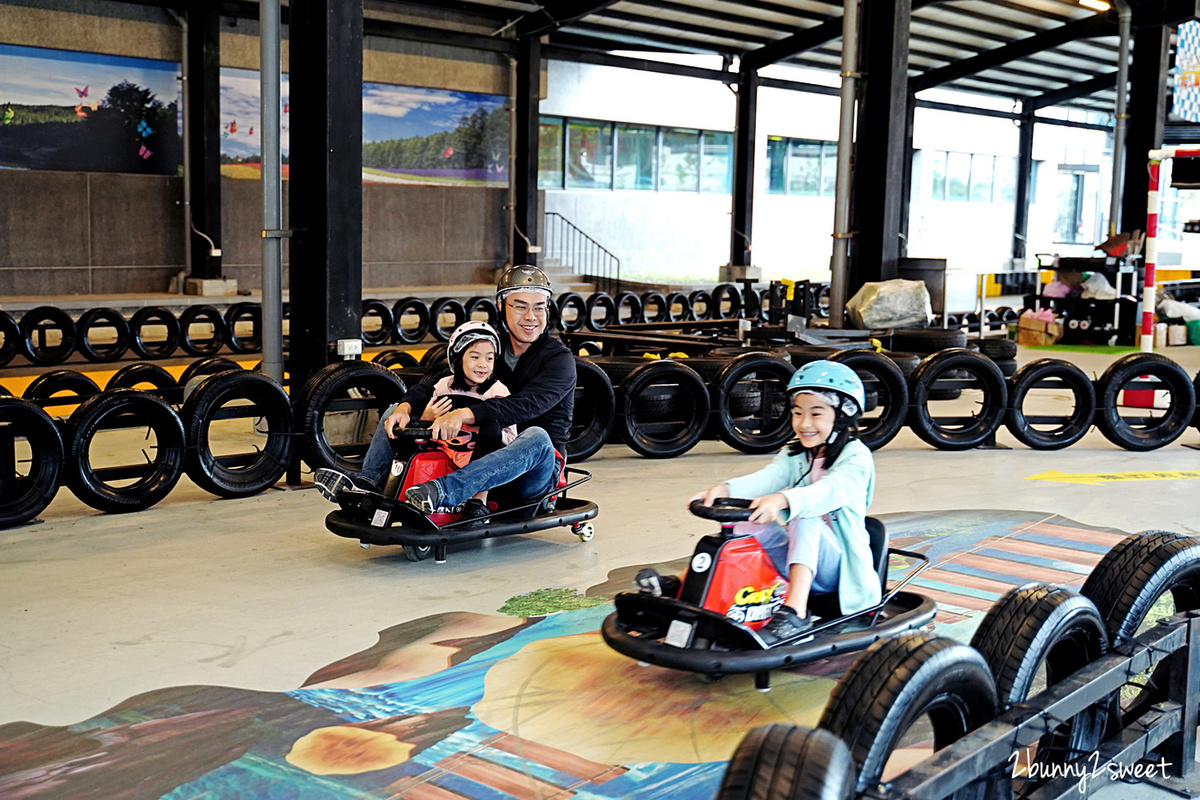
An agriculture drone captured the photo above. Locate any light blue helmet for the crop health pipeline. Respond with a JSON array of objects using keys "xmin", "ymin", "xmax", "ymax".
[{"xmin": 787, "ymin": 360, "xmax": 865, "ymax": 416}]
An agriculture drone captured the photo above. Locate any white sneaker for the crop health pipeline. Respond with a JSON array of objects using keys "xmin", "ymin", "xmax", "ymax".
[{"xmin": 314, "ymin": 469, "xmax": 358, "ymax": 503}]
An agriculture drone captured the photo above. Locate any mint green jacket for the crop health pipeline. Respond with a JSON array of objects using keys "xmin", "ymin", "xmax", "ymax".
[{"xmin": 722, "ymin": 439, "xmax": 880, "ymax": 614}]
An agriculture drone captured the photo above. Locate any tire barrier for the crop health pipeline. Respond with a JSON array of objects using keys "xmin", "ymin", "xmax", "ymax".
[
  {"xmin": 464, "ymin": 296, "xmax": 499, "ymax": 327},
  {"xmin": 711, "ymin": 353, "xmax": 795, "ymax": 454},
  {"xmin": 360, "ymin": 299, "xmax": 394, "ymax": 347},
  {"xmin": 128, "ymin": 306, "xmax": 180, "ymax": 359},
  {"xmin": 568, "ymin": 357, "xmax": 616, "ymax": 462},
  {"xmin": 717, "ymin": 724, "xmax": 856, "ymax": 800},
  {"xmin": 223, "ymin": 302, "xmax": 262, "ymax": 354},
  {"xmin": 1004, "ymin": 359, "xmax": 1096, "ymax": 450},
  {"xmin": 712, "ymin": 283, "xmax": 743, "ymax": 319},
  {"xmin": 428, "ymin": 297, "xmax": 467, "ymax": 342},
  {"xmin": 640, "ymin": 290, "xmax": 669, "ymax": 323},
  {"xmin": 830, "ymin": 349, "xmax": 909, "ymax": 451},
  {"xmin": 664, "ymin": 291, "xmax": 692, "ymax": 322},
  {"xmin": 179, "ymin": 304, "xmax": 228, "ymax": 357},
  {"xmin": 612, "ymin": 291, "xmax": 644, "ymax": 324},
  {"xmin": 0, "ymin": 311, "xmax": 19, "ymax": 368},
  {"xmin": 0, "ymin": 398, "xmax": 64, "ymax": 528},
  {"xmin": 182, "ymin": 370, "xmax": 294, "ymax": 498},
  {"xmin": 22, "ymin": 369, "xmax": 101, "ymax": 404},
  {"xmin": 688, "ymin": 289, "xmax": 713, "ymax": 321},
  {"xmin": 292, "ymin": 360, "xmax": 408, "ymax": 472},
  {"xmin": 616, "ymin": 359, "xmax": 710, "ymax": 458},
  {"xmin": 556, "ymin": 292, "xmax": 587, "ymax": 332},
  {"xmin": 585, "ymin": 292, "xmax": 618, "ymax": 332},
  {"xmin": 178, "ymin": 356, "xmax": 242, "ymax": 391},
  {"xmin": 373, "ymin": 349, "xmax": 421, "ymax": 369},
  {"xmin": 20, "ymin": 306, "xmax": 76, "ymax": 366},
  {"xmin": 419, "ymin": 343, "xmax": 448, "ymax": 367},
  {"xmin": 64, "ymin": 389, "xmax": 187, "ymax": 513},
  {"xmin": 392, "ymin": 297, "xmax": 431, "ymax": 345},
  {"xmin": 75, "ymin": 307, "xmax": 131, "ymax": 363},
  {"xmin": 107, "ymin": 362, "xmax": 177, "ymax": 393},
  {"xmin": 890, "ymin": 326, "xmax": 968, "ymax": 354},
  {"xmin": 908, "ymin": 348, "xmax": 1009, "ymax": 450},
  {"xmin": 1093, "ymin": 352, "xmax": 1196, "ymax": 451}
]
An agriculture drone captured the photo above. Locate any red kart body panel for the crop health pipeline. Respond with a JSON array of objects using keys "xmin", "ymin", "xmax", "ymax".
[
  {"xmin": 396, "ymin": 450, "xmax": 462, "ymax": 526},
  {"xmin": 698, "ymin": 537, "xmax": 788, "ymax": 630}
]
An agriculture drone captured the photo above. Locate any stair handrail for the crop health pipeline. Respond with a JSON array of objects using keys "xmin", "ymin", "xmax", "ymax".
[{"xmin": 542, "ymin": 212, "xmax": 622, "ymax": 295}]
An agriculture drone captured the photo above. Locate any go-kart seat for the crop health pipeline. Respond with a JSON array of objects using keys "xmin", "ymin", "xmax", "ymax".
[{"xmin": 867, "ymin": 516, "xmax": 888, "ymax": 587}]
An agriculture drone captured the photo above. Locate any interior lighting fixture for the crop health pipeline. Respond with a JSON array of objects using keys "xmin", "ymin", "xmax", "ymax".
[{"xmin": 1078, "ymin": 0, "xmax": 1111, "ymax": 10}]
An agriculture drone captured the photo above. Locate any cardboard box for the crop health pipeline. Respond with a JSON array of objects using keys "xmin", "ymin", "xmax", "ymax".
[{"xmin": 1016, "ymin": 315, "xmax": 1063, "ymax": 346}]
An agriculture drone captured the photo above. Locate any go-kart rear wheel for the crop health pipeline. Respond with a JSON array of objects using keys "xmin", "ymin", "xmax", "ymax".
[
  {"xmin": 573, "ymin": 522, "xmax": 595, "ymax": 542},
  {"xmin": 404, "ymin": 544, "xmax": 432, "ymax": 562}
]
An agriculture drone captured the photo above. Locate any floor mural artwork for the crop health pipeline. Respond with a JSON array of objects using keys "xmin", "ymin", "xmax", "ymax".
[{"xmin": 0, "ymin": 511, "xmax": 1133, "ymax": 799}]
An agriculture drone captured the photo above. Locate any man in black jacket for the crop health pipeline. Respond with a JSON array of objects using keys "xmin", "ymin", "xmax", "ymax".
[{"xmin": 315, "ymin": 265, "xmax": 575, "ymax": 517}]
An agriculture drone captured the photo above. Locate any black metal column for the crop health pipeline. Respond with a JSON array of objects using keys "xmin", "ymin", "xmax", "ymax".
[
  {"xmin": 1013, "ymin": 101, "xmax": 1035, "ymax": 260},
  {"xmin": 288, "ymin": 0, "xmax": 364, "ymax": 392},
  {"xmin": 899, "ymin": 89, "xmax": 916, "ymax": 258},
  {"xmin": 514, "ymin": 37, "xmax": 541, "ymax": 266},
  {"xmin": 730, "ymin": 68, "xmax": 758, "ymax": 268},
  {"xmin": 186, "ymin": 3, "xmax": 221, "ymax": 279},
  {"xmin": 849, "ymin": 0, "xmax": 911, "ymax": 295},
  {"xmin": 1120, "ymin": 24, "xmax": 1170, "ymax": 235}
]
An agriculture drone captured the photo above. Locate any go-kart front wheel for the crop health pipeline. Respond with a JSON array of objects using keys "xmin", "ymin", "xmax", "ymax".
[
  {"xmin": 573, "ymin": 523, "xmax": 595, "ymax": 542},
  {"xmin": 404, "ymin": 544, "xmax": 432, "ymax": 562}
]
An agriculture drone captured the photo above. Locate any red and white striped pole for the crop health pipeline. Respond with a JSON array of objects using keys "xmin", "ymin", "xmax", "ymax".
[{"xmin": 1145, "ymin": 146, "xmax": 1200, "ymax": 351}]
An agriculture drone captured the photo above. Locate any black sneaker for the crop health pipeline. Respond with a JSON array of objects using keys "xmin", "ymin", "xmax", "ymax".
[
  {"xmin": 405, "ymin": 481, "xmax": 442, "ymax": 515},
  {"xmin": 635, "ymin": 568, "xmax": 682, "ymax": 598},
  {"xmin": 315, "ymin": 469, "xmax": 360, "ymax": 503},
  {"xmin": 760, "ymin": 607, "xmax": 814, "ymax": 643},
  {"xmin": 458, "ymin": 498, "xmax": 490, "ymax": 522}
]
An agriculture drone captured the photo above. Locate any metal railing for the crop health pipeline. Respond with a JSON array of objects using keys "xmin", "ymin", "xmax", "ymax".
[{"xmin": 542, "ymin": 212, "xmax": 621, "ymax": 295}]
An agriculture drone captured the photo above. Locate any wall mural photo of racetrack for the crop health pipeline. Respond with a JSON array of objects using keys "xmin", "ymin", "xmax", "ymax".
[{"xmin": 0, "ymin": 511, "xmax": 1128, "ymax": 799}]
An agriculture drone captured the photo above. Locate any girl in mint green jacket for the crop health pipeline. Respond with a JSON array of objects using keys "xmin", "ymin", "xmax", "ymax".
[{"xmin": 689, "ymin": 361, "xmax": 879, "ymax": 642}]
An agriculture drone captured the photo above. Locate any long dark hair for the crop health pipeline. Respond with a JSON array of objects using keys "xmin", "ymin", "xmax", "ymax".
[{"xmin": 786, "ymin": 404, "xmax": 861, "ymax": 469}]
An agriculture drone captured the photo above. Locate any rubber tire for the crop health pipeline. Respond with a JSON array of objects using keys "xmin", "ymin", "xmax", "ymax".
[
  {"xmin": 569, "ymin": 357, "xmax": 616, "ymax": 462},
  {"xmin": 831, "ymin": 350, "xmax": 909, "ymax": 450},
  {"xmin": 664, "ymin": 291, "xmax": 692, "ymax": 322},
  {"xmin": 885, "ymin": 351, "xmax": 921, "ymax": 380},
  {"xmin": 179, "ymin": 357, "xmax": 243, "ymax": 390},
  {"xmin": 717, "ymin": 724, "xmax": 856, "ymax": 800},
  {"xmin": 373, "ymin": 350, "xmax": 420, "ymax": 369},
  {"xmin": 1005, "ymin": 359, "xmax": 1096, "ymax": 450},
  {"xmin": 360, "ymin": 299, "xmax": 394, "ymax": 347},
  {"xmin": 63, "ymin": 389, "xmax": 186, "ymax": 513},
  {"xmin": 0, "ymin": 310, "xmax": 19, "ymax": 368},
  {"xmin": 179, "ymin": 305, "xmax": 228, "ymax": 357},
  {"xmin": 392, "ymin": 297, "xmax": 431, "ymax": 345},
  {"xmin": 613, "ymin": 291, "xmax": 643, "ymax": 325},
  {"xmin": 640, "ymin": 291, "xmax": 669, "ymax": 323},
  {"xmin": 712, "ymin": 353, "xmax": 795, "ymax": 454},
  {"xmin": 182, "ymin": 370, "xmax": 294, "ymax": 497},
  {"xmin": 688, "ymin": 290, "xmax": 714, "ymax": 321},
  {"xmin": 908, "ymin": 348, "xmax": 1008, "ymax": 450},
  {"xmin": 128, "ymin": 306, "xmax": 180, "ymax": 359},
  {"xmin": 107, "ymin": 363, "xmax": 177, "ymax": 393},
  {"xmin": 22, "ymin": 370, "xmax": 101, "ymax": 402},
  {"xmin": 1094, "ymin": 353, "xmax": 1196, "ymax": 451},
  {"xmin": 585, "ymin": 292, "xmax": 618, "ymax": 332},
  {"xmin": 820, "ymin": 632, "xmax": 999, "ymax": 796},
  {"xmin": 223, "ymin": 302, "xmax": 262, "ymax": 354},
  {"xmin": 976, "ymin": 338, "xmax": 1017, "ymax": 360},
  {"xmin": 0, "ymin": 398, "xmax": 64, "ymax": 528},
  {"xmin": 19, "ymin": 306, "xmax": 76, "ymax": 366},
  {"xmin": 556, "ymin": 292, "xmax": 588, "ymax": 333},
  {"xmin": 75, "ymin": 308, "xmax": 130, "ymax": 362},
  {"xmin": 969, "ymin": 584, "xmax": 1108, "ymax": 795},
  {"xmin": 465, "ymin": 296, "xmax": 499, "ymax": 327},
  {"xmin": 293, "ymin": 360, "xmax": 408, "ymax": 472},
  {"xmin": 618, "ymin": 360, "xmax": 709, "ymax": 458},
  {"xmin": 712, "ymin": 283, "xmax": 743, "ymax": 319},
  {"xmin": 404, "ymin": 544, "xmax": 432, "ymax": 561},
  {"xmin": 420, "ymin": 343, "xmax": 449, "ymax": 368},
  {"xmin": 428, "ymin": 297, "xmax": 467, "ymax": 343},
  {"xmin": 993, "ymin": 358, "xmax": 1017, "ymax": 378},
  {"xmin": 891, "ymin": 327, "xmax": 968, "ymax": 354}
]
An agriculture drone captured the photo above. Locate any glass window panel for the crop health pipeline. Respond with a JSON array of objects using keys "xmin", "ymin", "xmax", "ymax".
[
  {"xmin": 820, "ymin": 142, "xmax": 837, "ymax": 196},
  {"xmin": 946, "ymin": 151, "xmax": 971, "ymax": 201},
  {"xmin": 995, "ymin": 156, "xmax": 1017, "ymax": 203},
  {"xmin": 701, "ymin": 130, "xmax": 733, "ymax": 193},
  {"xmin": 788, "ymin": 140, "xmax": 821, "ymax": 195},
  {"xmin": 614, "ymin": 124, "xmax": 656, "ymax": 190},
  {"xmin": 931, "ymin": 151, "xmax": 946, "ymax": 200},
  {"xmin": 767, "ymin": 137, "xmax": 787, "ymax": 194},
  {"xmin": 1054, "ymin": 171, "xmax": 1086, "ymax": 243},
  {"xmin": 970, "ymin": 154, "xmax": 994, "ymax": 202},
  {"xmin": 537, "ymin": 116, "xmax": 563, "ymax": 189},
  {"xmin": 566, "ymin": 120, "xmax": 612, "ymax": 189},
  {"xmin": 660, "ymin": 127, "xmax": 700, "ymax": 191}
]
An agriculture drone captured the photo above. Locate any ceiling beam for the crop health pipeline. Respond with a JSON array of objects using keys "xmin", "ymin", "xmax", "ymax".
[
  {"xmin": 1032, "ymin": 72, "xmax": 1117, "ymax": 109},
  {"xmin": 512, "ymin": 0, "xmax": 621, "ymax": 38}
]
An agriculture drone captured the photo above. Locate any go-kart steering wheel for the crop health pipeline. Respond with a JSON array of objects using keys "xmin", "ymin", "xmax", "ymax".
[{"xmin": 688, "ymin": 497, "xmax": 755, "ymax": 522}]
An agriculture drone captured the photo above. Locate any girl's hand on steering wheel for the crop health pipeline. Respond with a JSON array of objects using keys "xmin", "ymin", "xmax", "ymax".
[
  {"xmin": 421, "ymin": 396, "xmax": 454, "ymax": 421},
  {"xmin": 748, "ymin": 493, "xmax": 789, "ymax": 524},
  {"xmin": 688, "ymin": 483, "xmax": 730, "ymax": 508}
]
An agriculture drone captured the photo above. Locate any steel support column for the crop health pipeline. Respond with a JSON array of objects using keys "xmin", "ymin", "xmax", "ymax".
[
  {"xmin": 514, "ymin": 37, "xmax": 541, "ymax": 266},
  {"xmin": 185, "ymin": 2, "xmax": 221, "ymax": 279},
  {"xmin": 730, "ymin": 69, "xmax": 758, "ymax": 269},
  {"xmin": 1120, "ymin": 24, "xmax": 1170, "ymax": 234},
  {"xmin": 849, "ymin": 0, "xmax": 911, "ymax": 295},
  {"xmin": 1013, "ymin": 101, "xmax": 1035, "ymax": 260},
  {"xmin": 288, "ymin": 0, "xmax": 364, "ymax": 393},
  {"xmin": 899, "ymin": 89, "xmax": 915, "ymax": 259}
]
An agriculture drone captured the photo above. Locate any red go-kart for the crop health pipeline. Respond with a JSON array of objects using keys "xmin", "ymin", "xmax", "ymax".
[
  {"xmin": 601, "ymin": 498, "xmax": 936, "ymax": 688},
  {"xmin": 325, "ymin": 421, "xmax": 598, "ymax": 563}
]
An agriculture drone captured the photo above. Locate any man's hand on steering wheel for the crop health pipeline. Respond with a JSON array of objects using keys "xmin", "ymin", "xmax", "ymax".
[
  {"xmin": 688, "ymin": 483, "xmax": 730, "ymax": 508},
  {"xmin": 384, "ymin": 406, "xmax": 411, "ymax": 438},
  {"xmin": 431, "ymin": 407, "xmax": 475, "ymax": 440},
  {"xmin": 748, "ymin": 493, "xmax": 789, "ymax": 525}
]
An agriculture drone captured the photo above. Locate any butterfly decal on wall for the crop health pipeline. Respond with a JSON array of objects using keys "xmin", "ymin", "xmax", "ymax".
[
  {"xmin": 75, "ymin": 85, "xmax": 88, "ymax": 98},
  {"xmin": 88, "ymin": 101, "xmax": 99, "ymax": 111},
  {"xmin": 137, "ymin": 120, "xmax": 153, "ymax": 138},
  {"xmin": 138, "ymin": 144, "xmax": 152, "ymax": 159},
  {"xmin": 74, "ymin": 103, "xmax": 88, "ymax": 118}
]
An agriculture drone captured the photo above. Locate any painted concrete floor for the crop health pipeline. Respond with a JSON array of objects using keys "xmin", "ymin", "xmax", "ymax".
[{"xmin": 2, "ymin": 344, "xmax": 1200, "ymax": 797}]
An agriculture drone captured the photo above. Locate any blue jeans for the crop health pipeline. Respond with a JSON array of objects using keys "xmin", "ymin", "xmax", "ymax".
[{"xmin": 360, "ymin": 402, "xmax": 402, "ymax": 487}]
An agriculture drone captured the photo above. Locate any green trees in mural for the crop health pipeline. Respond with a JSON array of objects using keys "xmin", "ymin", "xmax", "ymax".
[{"xmin": 362, "ymin": 104, "xmax": 507, "ymax": 173}]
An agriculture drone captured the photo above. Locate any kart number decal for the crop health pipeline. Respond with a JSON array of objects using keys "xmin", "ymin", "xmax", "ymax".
[
  {"xmin": 371, "ymin": 508, "xmax": 390, "ymax": 528},
  {"xmin": 690, "ymin": 553, "xmax": 712, "ymax": 573},
  {"xmin": 390, "ymin": 460, "xmax": 404, "ymax": 477},
  {"xmin": 665, "ymin": 619, "xmax": 694, "ymax": 648}
]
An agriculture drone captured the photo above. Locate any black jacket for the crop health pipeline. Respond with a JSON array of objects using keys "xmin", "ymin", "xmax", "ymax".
[{"xmin": 404, "ymin": 334, "xmax": 576, "ymax": 455}]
